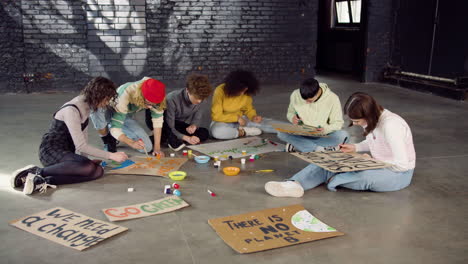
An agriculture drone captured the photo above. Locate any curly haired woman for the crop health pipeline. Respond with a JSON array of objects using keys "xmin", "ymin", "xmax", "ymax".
[
  {"xmin": 90, "ymin": 77, "xmax": 166, "ymax": 157},
  {"xmin": 210, "ymin": 70, "xmax": 280, "ymax": 139},
  {"xmin": 11, "ymin": 77, "xmax": 128, "ymax": 195}
]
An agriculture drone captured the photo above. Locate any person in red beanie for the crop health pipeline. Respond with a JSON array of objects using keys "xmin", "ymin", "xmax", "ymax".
[{"xmin": 90, "ymin": 77, "xmax": 166, "ymax": 157}]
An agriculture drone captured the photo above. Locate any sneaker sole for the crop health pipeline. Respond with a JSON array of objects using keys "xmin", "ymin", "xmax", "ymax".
[
  {"xmin": 169, "ymin": 144, "xmax": 186, "ymax": 152},
  {"xmin": 265, "ymin": 182, "xmax": 304, "ymax": 198},
  {"xmin": 10, "ymin": 164, "xmax": 36, "ymax": 188},
  {"xmin": 22, "ymin": 174, "xmax": 36, "ymax": 195}
]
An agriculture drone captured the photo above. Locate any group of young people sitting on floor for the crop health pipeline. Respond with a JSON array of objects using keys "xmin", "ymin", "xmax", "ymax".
[{"xmin": 11, "ymin": 69, "xmax": 416, "ymax": 197}]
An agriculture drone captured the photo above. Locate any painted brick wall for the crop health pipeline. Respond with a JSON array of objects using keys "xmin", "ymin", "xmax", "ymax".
[
  {"xmin": 364, "ymin": 0, "xmax": 394, "ymax": 82},
  {"xmin": 1, "ymin": 0, "xmax": 317, "ymax": 92},
  {"xmin": 0, "ymin": 1, "xmax": 24, "ymax": 92}
]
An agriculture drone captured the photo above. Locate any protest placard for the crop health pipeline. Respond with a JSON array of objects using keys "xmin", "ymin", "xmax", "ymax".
[
  {"xmin": 102, "ymin": 196, "xmax": 189, "ymax": 222},
  {"xmin": 208, "ymin": 204, "xmax": 343, "ymax": 253},
  {"xmin": 10, "ymin": 207, "xmax": 127, "ymax": 251},
  {"xmin": 291, "ymin": 151, "xmax": 391, "ymax": 172}
]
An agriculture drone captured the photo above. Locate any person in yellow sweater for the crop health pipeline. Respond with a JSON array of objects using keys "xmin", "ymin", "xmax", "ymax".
[
  {"xmin": 278, "ymin": 78, "xmax": 349, "ymax": 152},
  {"xmin": 210, "ymin": 70, "xmax": 278, "ymax": 139}
]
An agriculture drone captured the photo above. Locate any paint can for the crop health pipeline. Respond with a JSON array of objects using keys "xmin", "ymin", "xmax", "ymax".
[
  {"xmin": 164, "ymin": 185, "xmax": 171, "ymax": 194},
  {"xmin": 242, "ymin": 150, "xmax": 247, "ymax": 155},
  {"xmin": 183, "ymin": 150, "xmax": 188, "ymax": 156},
  {"xmin": 170, "ymin": 153, "xmax": 175, "ymax": 157},
  {"xmin": 241, "ymin": 158, "xmax": 246, "ymax": 164}
]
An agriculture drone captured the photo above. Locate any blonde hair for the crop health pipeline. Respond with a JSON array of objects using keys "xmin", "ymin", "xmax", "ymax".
[{"xmin": 131, "ymin": 84, "xmax": 166, "ymax": 111}]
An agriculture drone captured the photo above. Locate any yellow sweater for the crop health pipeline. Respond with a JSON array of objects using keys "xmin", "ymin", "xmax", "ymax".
[{"xmin": 211, "ymin": 84, "xmax": 257, "ymax": 123}]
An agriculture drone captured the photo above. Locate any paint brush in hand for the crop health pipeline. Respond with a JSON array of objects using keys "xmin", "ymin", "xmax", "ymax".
[{"xmin": 139, "ymin": 139, "xmax": 150, "ymax": 160}]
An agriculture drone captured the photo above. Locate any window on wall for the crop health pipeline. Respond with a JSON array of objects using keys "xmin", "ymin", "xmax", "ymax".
[{"xmin": 334, "ymin": 0, "xmax": 362, "ymax": 27}]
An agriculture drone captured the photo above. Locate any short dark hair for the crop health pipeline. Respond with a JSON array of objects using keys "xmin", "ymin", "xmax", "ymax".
[
  {"xmin": 186, "ymin": 74, "xmax": 212, "ymax": 100},
  {"xmin": 299, "ymin": 78, "xmax": 320, "ymax": 100},
  {"xmin": 344, "ymin": 92, "xmax": 384, "ymax": 136},
  {"xmin": 81, "ymin": 77, "xmax": 117, "ymax": 111},
  {"xmin": 223, "ymin": 70, "xmax": 260, "ymax": 97}
]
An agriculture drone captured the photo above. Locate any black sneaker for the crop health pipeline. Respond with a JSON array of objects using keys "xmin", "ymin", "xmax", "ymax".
[
  {"xmin": 11, "ymin": 165, "xmax": 41, "ymax": 188},
  {"xmin": 23, "ymin": 174, "xmax": 57, "ymax": 195},
  {"xmin": 285, "ymin": 143, "xmax": 296, "ymax": 153}
]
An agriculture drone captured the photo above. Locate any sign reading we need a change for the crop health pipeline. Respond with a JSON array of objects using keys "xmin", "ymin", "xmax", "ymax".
[{"xmin": 10, "ymin": 207, "xmax": 128, "ymax": 251}]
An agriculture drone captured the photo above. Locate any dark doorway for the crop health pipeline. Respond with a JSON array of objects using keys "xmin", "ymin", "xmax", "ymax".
[{"xmin": 316, "ymin": 0, "xmax": 366, "ymax": 80}]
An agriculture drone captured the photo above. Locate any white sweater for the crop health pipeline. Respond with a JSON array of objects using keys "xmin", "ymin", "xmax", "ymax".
[{"xmin": 355, "ymin": 109, "xmax": 416, "ymax": 172}]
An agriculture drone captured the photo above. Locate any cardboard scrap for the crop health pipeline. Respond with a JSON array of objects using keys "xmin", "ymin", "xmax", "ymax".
[
  {"xmin": 106, "ymin": 156, "xmax": 187, "ymax": 177},
  {"xmin": 208, "ymin": 204, "xmax": 343, "ymax": 253},
  {"xmin": 291, "ymin": 151, "xmax": 391, "ymax": 172},
  {"xmin": 187, "ymin": 136, "xmax": 284, "ymax": 159},
  {"xmin": 10, "ymin": 207, "xmax": 128, "ymax": 251},
  {"xmin": 271, "ymin": 123, "xmax": 327, "ymax": 137},
  {"xmin": 102, "ymin": 196, "xmax": 189, "ymax": 222}
]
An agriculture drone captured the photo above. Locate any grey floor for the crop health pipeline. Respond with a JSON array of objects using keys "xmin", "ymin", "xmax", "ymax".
[{"xmin": 0, "ymin": 74, "xmax": 467, "ymax": 264}]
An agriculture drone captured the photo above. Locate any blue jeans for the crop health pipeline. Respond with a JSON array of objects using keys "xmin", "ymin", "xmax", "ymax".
[
  {"xmin": 90, "ymin": 108, "xmax": 152, "ymax": 153},
  {"xmin": 290, "ymin": 163, "xmax": 414, "ymax": 192},
  {"xmin": 210, "ymin": 117, "xmax": 286, "ymax": 139},
  {"xmin": 277, "ymin": 130, "xmax": 349, "ymax": 152}
]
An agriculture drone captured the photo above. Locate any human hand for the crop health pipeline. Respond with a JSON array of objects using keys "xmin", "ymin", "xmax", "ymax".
[
  {"xmin": 361, "ymin": 153, "xmax": 371, "ymax": 159},
  {"xmin": 186, "ymin": 124, "xmax": 197, "ymax": 134},
  {"xmin": 252, "ymin": 115, "xmax": 263, "ymax": 123},
  {"xmin": 152, "ymin": 149, "xmax": 165, "ymax": 157},
  {"xmin": 184, "ymin": 135, "xmax": 200, "ymax": 145},
  {"xmin": 110, "ymin": 152, "xmax": 128, "ymax": 163},
  {"xmin": 339, "ymin": 143, "xmax": 356, "ymax": 153},
  {"xmin": 130, "ymin": 140, "xmax": 145, "ymax": 150},
  {"xmin": 238, "ymin": 116, "xmax": 247, "ymax": 126},
  {"xmin": 292, "ymin": 115, "xmax": 301, "ymax": 125}
]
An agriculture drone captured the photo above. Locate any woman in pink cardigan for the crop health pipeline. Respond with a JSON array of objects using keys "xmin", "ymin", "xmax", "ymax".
[{"xmin": 265, "ymin": 92, "xmax": 416, "ymax": 197}]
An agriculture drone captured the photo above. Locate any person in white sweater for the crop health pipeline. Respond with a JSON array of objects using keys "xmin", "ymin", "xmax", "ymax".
[
  {"xmin": 11, "ymin": 77, "xmax": 128, "ymax": 195},
  {"xmin": 265, "ymin": 92, "xmax": 416, "ymax": 197}
]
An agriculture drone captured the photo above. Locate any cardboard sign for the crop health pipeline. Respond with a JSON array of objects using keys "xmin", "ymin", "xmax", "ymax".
[
  {"xmin": 187, "ymin": 136, "xmax": 284, "ymax": 160},
  {"xmin": 107, "ymin": 157, "xmax": 187, "ymax": 177},
  {"xmin": 271, "ymin": 123, "xmax": 327, "ymax": 137},
  {"xmin": 291, "ymin": 151, "xmax": 391, "ymax": 172},
  {"xmin": 208, "ymin": 204, "xmax": 343, "ymax": 253},
  {"xmin": 10, "ymin": 207, "xmax": 127, "ymax": 251},
  {"xmin": 102, "ymin": 196, "xmax": 189, "ymax": 222}
]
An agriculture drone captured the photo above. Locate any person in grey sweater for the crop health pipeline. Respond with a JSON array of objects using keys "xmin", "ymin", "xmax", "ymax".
[{"xmin": 145, "ymin": 74, "xmax": 212, "ymax": 151}]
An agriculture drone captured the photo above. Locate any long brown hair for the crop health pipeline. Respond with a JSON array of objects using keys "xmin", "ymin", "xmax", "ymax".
[
  {"xmin": 344, "ymin": 92, "xmax": 383, "ymax": 136},
  {"xmin": 81, "ymin": 77, "xmax": 117, "ymax": 111}
]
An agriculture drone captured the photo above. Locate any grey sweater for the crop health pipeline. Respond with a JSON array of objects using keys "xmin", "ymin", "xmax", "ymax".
[{"xmin": 164, "ymin": 88, "xmax": 206, "ymax": 139}]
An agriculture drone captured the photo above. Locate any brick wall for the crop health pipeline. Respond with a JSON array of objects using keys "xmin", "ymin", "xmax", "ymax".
[
  {"xmin": 1, "ymin": 0, "xmax": 318, "ymax": 92},
  {"xmin": 363, "ymin": 0, "xmax": 394, "ymax": 82}
]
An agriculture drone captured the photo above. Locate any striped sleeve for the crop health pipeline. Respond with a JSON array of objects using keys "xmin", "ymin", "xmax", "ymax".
[{"xmin": 151, "ymin": 108, "xmax": 164, "ymax": 128}]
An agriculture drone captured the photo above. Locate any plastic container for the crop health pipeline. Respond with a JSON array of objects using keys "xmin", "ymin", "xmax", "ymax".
[
  {"xmin": 168, "ymin": 171, "xmax": 187, "ymax": 181},
  {"xmin": 223, "ymin": 166, "xmax": 240, "ymax": 176},
  {"xmin": 194, "ymin": 155, "xmax": 210, "ymax": 164}
]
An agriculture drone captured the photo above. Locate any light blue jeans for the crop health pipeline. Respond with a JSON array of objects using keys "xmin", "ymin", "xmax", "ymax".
[
  {"xmin": 277, "ymin": 130, "xmax": 349, "ymax": 152},
  {"xmin": 90, "ymin": 108, "xmax": 152, "ymax": 153},
  {"xmin": 210, "ymin": 117, "xmax": 286, "ymax": 139},
  {"xmin": 290, "ymin": 163, "xmax": 414, "ymax": 192}
]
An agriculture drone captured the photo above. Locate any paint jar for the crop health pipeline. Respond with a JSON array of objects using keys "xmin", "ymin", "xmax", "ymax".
[
  {"xmin": 164, "ymin": 185, "xmax": 171, "ymax": 194},
  {"xmin": 242, "ymin": 150, "xmax": 247, "ymax": 155},
  {"xmin": 170, "ymin": 153, "xmax": 175, "ymax": 157},
  {"xmin": 241, "ymin": 158, "xmax": 246, "ymax": 164},
  {"xmin": 214, "ymin": 156, "xmax": 219, "ymax": 161},
  {"xmin": 183, "ymin": 150, "xmax": 188, "ymax": 156},
  {"xmin": 249, "ymin": 155, "xmax": 255, "ymax": 162},
  {"xmin": 188, "ymin": 150, "xmax": 192, "ymax": 157}
]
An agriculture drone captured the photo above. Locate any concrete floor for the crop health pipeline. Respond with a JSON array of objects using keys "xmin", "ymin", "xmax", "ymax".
[{"xmin": 0, "ymin": 74, "xmax": 467, "ymax": 264}]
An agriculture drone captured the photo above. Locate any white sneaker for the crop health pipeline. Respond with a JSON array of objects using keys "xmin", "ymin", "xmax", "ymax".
[
  {"xmin": 316, "ymin": 146, "xmax": 339, "ymax": 152},
  {"xmin": 242, "ymin": 127, "xmax": 262, "ymax": 136},
  {"xmin": 265, "ymin": 181, "xmax": 304, "ymax": 198},
  {"xmin": 169, "ymin": 143, "xmax": 186, "ymax": 152},
  {"xmin": 285, "ymin": 143, "xmax": 296, "ymax": 152}
]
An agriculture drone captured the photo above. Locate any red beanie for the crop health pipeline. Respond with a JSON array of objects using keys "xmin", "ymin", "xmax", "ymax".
[{"xmin": 141, "ymin": 78, "xmax": 166, "ymax": 103}]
